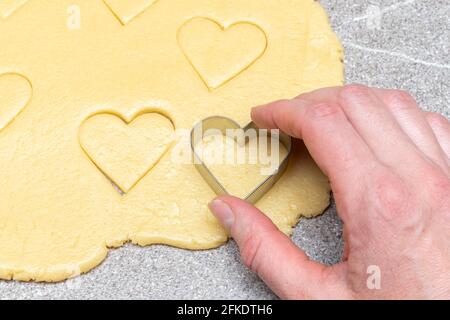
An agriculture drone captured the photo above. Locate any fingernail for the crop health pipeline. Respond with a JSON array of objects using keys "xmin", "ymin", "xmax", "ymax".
[{"xmin": 208, "ymin": 199, "xmax": 234, "ymax": 232}]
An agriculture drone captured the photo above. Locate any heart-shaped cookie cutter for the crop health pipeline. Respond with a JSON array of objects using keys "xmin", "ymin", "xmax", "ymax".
[{"xmin": 190, "ymin": 116, "xmax": 292, "ymax": 204}]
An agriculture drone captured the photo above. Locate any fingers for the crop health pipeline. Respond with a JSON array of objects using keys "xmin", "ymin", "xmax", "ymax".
[
  {"xmin": 374, "ymin": 89, "xmax": 449, "ymax": 172},
  {"xmin": 255, "ymin": 85, "xmax": 445, "ymax": 177},
  {"xmin": 251, "ymin": 99, "xmax": 306, "ymax": 138},
  {"xmin": 251, "ymin": 87, "xmax": 342, "ymax": 138},
  {"xmin": 209, "ymin": 196, "xmax": 350, "ymax": 300},
  {"xmin": 335, "ymin": 85, "xmax": 427, "ymax": 169},
  {"xmin": 298, "ymin": 87, "xmax": 447, "ymax": 169},
  {"xmin": 426, "ymin": 112, "xmax": 450, "ymax": 162},
  {"xmin": 251, "ymin": 98, "xmax": 376, "ymax": 196}
]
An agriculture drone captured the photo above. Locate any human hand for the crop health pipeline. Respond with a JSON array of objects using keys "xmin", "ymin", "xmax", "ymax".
[{"xmin": 208, "ymin": 85, "xmax": 450, "ymax": 299}]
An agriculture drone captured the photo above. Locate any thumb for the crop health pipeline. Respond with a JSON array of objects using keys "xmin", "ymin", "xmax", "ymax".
[{"xmin": 209, "ymin": 196, "xmax": 349, "ymax": 300}]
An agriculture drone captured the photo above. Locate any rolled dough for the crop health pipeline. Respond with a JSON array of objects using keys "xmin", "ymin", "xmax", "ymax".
[{"xmin": 0, "ymin": 0, "xmax": 343, "ymax": 282}]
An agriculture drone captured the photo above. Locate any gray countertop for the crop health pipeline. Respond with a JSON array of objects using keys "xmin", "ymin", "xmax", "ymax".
[{"xmin": 1, "ymin": 0, "xmax": 449, "ymax": 300}]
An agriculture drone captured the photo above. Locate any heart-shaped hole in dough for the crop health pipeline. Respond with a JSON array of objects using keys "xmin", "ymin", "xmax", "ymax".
[
  {"xmin": 79, "ymin": 111, "xmax": 175, "ymax": 194},
  {"xmin": 0, "ymin": 73, "xmax": 32, "ymax": 132},
  {"xmin": 103, "ymin": 0, "xmax": 158, "ymax": 25},
  {"xmin": 178, "ymin": 17, "xmax": 268, "ymax": 90}
]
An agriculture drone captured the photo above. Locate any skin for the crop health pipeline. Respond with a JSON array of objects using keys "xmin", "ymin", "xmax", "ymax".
[{"xmin": 209, "ymin": 85, "xmax": 450, "ymax": 300}]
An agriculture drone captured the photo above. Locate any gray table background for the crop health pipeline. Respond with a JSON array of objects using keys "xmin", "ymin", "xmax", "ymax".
[{"xmin": 1, "ymin": 0, "xmax": 449, "ymax": 300}]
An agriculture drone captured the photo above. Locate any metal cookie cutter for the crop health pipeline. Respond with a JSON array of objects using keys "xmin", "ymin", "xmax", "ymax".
[{"xmin": 190, "ymin": 116, "xmax": 292, "ymax": 204}]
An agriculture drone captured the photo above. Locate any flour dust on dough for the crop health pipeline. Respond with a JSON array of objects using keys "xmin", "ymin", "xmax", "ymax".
[{"xmin": 0, "ymin": 0, "xmax": 343, "ymax": 282}]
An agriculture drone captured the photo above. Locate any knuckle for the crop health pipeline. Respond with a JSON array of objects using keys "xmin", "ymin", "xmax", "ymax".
[
  {"xmin": 372, "ymin": 171, "xmax": 411, "ymax": 221},
  {"xmin": 240, "ymin": 233, "xmax": 264, "ymax": 273},
  {"xmin": 270, "ymin": 99, "xmax": 292, "ymax": 124},
  {"xmin": 273, "ymin": 98, "xmax": 292, "ymax": 108},
  {"xmin": 426, "ymin": 112, "xmax": 449, "ymax": 128},
  {"xmin": 425, "ymin": 170, "xmax": 450, "ymax": 213},
  {"xmin": 434, "ymin": 180, "xmax": 450, "ymax": 207},
  {"xmin": 305, "ymin": 102, "xmax": 342, "ymax": 120},
  {"xmin": 372, "ymin": 165, "xmax": 450, "ymax": 223},
  {"xmin": 339, "ymin": 84, "xmax": 371, "ymax": 104},
  {"xmin": 383, "ymin": 90, "xmax": 417, "ymax": 111}
]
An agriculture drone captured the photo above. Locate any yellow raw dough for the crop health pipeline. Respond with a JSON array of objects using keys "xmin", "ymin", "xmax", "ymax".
[{"xmin": 0, "ymin": 0, "xmax": 343, "ymax": 282}]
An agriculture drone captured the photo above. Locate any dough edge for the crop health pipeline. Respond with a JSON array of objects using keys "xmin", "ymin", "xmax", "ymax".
[{"xmin": 0, "ymin": 0, "xmax": 343, "ymax": 283}]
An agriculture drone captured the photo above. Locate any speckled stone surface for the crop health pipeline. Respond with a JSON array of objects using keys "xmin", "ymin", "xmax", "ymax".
[{"xmin": 1, "ymin": 0, "xmax": 449, "ymax": 300}]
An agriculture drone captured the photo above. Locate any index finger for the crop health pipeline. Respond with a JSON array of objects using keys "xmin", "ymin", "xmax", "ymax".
[
  {"xmin": 251, "ymin": 89, "xmax": 376, "ymax": 198},
  {"xmin": 251, "ymin": 87, "xmax": 342, "ymax": 137}
]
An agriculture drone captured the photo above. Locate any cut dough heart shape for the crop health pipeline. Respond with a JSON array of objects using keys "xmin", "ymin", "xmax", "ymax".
[
  {"xmin": 103, "ymin": 0, "xmax": 158, "ymax": 25},
  {"xmin": 178, "ymin": 17, "xmax": 268, "ymax": 90},
  {"xmin": 0, "ymin": 73, "xmax": 32, "ymax": 131},
  {"xmin": 79, "ymin": 112, "xmax": 174, "ymax": 193},
  {"xmin": 0, "ymin": 0, "xmax": 29, "ymax": 19}
]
